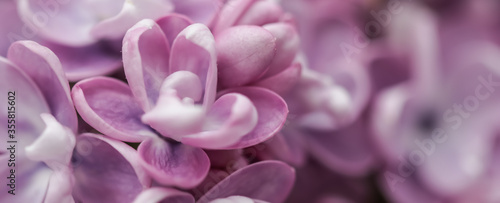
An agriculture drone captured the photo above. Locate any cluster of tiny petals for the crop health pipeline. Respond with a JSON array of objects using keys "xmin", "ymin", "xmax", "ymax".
[{"xmin": 2, "ymin": 0, "xmax": 500, "ymax": 203}]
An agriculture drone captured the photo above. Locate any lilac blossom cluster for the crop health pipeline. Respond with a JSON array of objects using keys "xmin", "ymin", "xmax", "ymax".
[{"xmin": 1, "ymin": 0, "xmax": 500, "ymax": 202}]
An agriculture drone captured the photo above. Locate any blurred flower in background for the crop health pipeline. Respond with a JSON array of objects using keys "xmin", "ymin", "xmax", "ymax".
[{"xmin": 2, "ymin": 0, "xmax": 500, "ymax": 202}]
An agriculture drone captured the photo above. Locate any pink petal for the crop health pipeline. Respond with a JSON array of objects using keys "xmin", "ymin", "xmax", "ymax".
[
  {"xmin": 0, "ymin": 164, "xmax": 52, "ymax": 203},
  {"xmin": 219, "ymin": 87, "xmax": 288, "ymax": 149},
  {"xmin": 171, "ymin": 0, "xmax": 221, "ymax": 25},
  {"xmin": 137, "ymin": 136, "xmax": 210, "ymax": 189},
  {"xmin": 72, "ymin": 133, "xmax": 150, "ymax": 202},
  {"xmin": 210, "ymin": 196, "xmax": 269, "ymax": 203},
  {"xmin": 253, "ymin": 63, "xmax": 302, "ymax": 96},
  {"xmin": 7, "ymin": 41, "xmax": 77, "ymax": 132},
  {"xmin": 44, "ymin": 168, "xmax": 75, "ymax": 203},
  {"xmin": 156, "ymin": 14, "xmax": 193, "ymax": 47},
  {"xmin": 261, "ymin": 23, "xmax": 300, "ymax": 78},
  {"xmin": 91, "ymin": 0, "xmax": 174, "ymax": 40},
  {"xmin": 133, "ymin": 187, "xmax": 195, "ymax": 203},
  {"xmin": 234, "ymin": 0, "xmax": 284, "ymax": 26},
  {"xmin": 197, "ymin": 161, "xmax": 295, "ymax": 203},
  {"xmin": 0, "ymin": 0, "xmax": 23, "ymax": 56},
  {"xmin": 170, "ymin": 23, "xmax": 217, "ymax": 109},
  {"xmin": 216, "ymin": 26, "xmax": 276, "ymax": 88},
  {"xmin": 306, "ymin": 120, "xmax": 376, "ymax": 176},
  {"xmin": 72, "ymin": 77, "xmax": 156, "ymax": 142},
  {"xmin": 123, "ymin": 19, "xmax": 170, "ymax": 112},
  {"xmin": 211, "ymin": 0, "xmax": 254, "ymax": 34},
  {"xmin": 180, "ymin": 93, "xmax": 258, "ymax": 149}
]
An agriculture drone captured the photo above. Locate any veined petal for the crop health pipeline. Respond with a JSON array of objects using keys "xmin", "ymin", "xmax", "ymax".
[
  {"xmin": 72, "ymin": 133, "xmax": 150, "ymax": 202},
  {"xmin": 180, "ymin": 93, "xmax": 258, "ymax": 149},
  {"xmin": 197, "ymin": 161, "xmax": 295, "ymax": 203},
  {"xmin": 7, "ymin": 41, "xmax": 77, "ymax": 133},
  {"xmin": 211, "ymin": 0, "xmax": 255, "ymax": 34},
  {"xmin": 216, "ymin": 26, "xmax": 276, "ymax": 88},
  {"xmin": 137, "ymin": 137, "xmax": 210, "ymax": 189},
  {"xmin": 133, "ymin": 187, "xmax": 195, "ymax": 203},
  {"xmin": 170, "ymin": 23, "xmax": 217, "ymax": 109},
  {"xmin": 72, "ymin": 77, "xmax": 156, "ymax": 142},
  {"xmin": 123, "ymin": 19, "xmax": 170, "ymax": 112}
]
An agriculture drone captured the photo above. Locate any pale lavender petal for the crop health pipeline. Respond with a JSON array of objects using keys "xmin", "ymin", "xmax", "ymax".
[
  {"xmin": 253, "ymin": 63, "xmax": 302, "ymax": 95},
  {"xmin": 0, "ymin": 0, "xmax": 23, "ymax": 56},
  {"xmin": 210, "ymin": 196, "xmax": 269, "ymax": 203},
  {"xmin": 133, "ymin": 187, "xmax": 195, "ymax": 203},
  {"xmin": 123, "ymin": 19, "xmax": 170, "ymax": 112},
  {"xmin": 197, "ymin": 161, "xmax": 295, "ymax": 203},
  {"xmin": 169, "ymin": 23, "xmax": 217, "ymax": 109},
  {"xmin": 220, "ymin": 87, "xmax": 288, "ymax": 149},
  {"xmin": 216, "ymin": 25, "xmax": 276, "ymax": 88},
  {"xmin": 0, "ymin": 56, "xmax": 49, "ymax": 144},
  {"xmin": 137, "ymin": 136, "xmax": 210, "ymax": 189},
  {"xmin": 72, "ymin": 133, "xmax": 150, "ymax": 203},
  {"xmin": 72, "ymin": 77, "xmax": 156, "ymax": 142},
  {"xmin": 44, "ymin": 168, "xmax": 75, "ymax": 203},
  {"xmin": 7, "ymin": 41, "xmax": 78, "ymax": 132},
  {"xmin": 180, "ymin": 93, "xmax": 258, "ymax": 149},
  {"xmin": 156, "ymin": 14, "xmax": 193, "ymax": 46},
  {"xmin": 16, "ymin": 0, "xmax": 103, "ymax": 46},
  {"xmin": 44, "ymin": 41, "xmax": 122, "ymax": 81},
  {"xmin": 91, "ymin": 0, "xmax": 174, "ymax": 40},
  {"xmin": 25, "ymin": 113, "xmax": 75, "ymax": 170},
  {"xmin": 0, "ymin": 164, "xmax": 52, "ymax": 203},
  {"xmin": 171, "ymin": 0, "xmax": 221, "ymax": 25}
]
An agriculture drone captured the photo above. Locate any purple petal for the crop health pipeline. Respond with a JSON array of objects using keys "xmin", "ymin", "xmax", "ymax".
[
  {"xmin": 180, "ymin": 93, "xmax": 258, "ymax": 149},
  {"xmin": 306, "ymin": 120, "xmax": 376, "ymax": 176},
  {"xmin": 220, "ymin": 87, "xmax": 288, "ymax": 149},
  {"xmin": 91, "ymin": 0, "xmax": 174, "ymax": 40},
  {"xmin": 72, "ymin": 77, "xmax": 156, "ymax": 142},
  {"xmin": 169, "ymin": 23, "xmax": 217, "ymax": 109},
  {"xmin": 258, "ymin": 130, "xmax": 306, "ymax": 167},
  {"xmin": 133, "ymin": 187, "xmax": 195, "ymax": 203},
  {"xmin": 0, "ymin": 56, "xmax": 49, "ymax": 143},
  {"xmin": 72, "ymin": 133, "xmax": 150, "ymax": 203},
  {"xmin": 137, "ymin": 137, "xmax": 210, "ymax": 189},
  {"xmin": 156, "ymin": 14, "xmax": 193, "ymax": 47},
  {"xmin": 216, "ymin": 26, "xmax": 276, "ymax": 88},
  {"xmin": 253, "ymin": 63, "xmax": 302, "ymax": 96},
  {"xmin": 7, "ymin": 41, "xmax": 78, "ymax": 132},
  {"xmin": 0, "ymin": 163, "xmax": 52, "ymax": 203},
  {"xmin": 123, "ymin": 19, "xmax": 170, "ymax": 112},
  {"xmin": 44, "ymin": 41, "xmax": 122, "ymax": 81},
  {"xmin": 197, "ymin": 161, "xmax": 295, "ymax": 203},
  {"xmin": 44, "ymin": 168, "xmax": 75, "ymax": 203}
]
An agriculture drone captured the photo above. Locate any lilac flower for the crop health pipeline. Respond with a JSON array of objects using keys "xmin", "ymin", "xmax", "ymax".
[
  {"xmin": 0, "ymin": 40, "xmax": 77, "ymax": 202},
  {"xmin": 71, "ymin": 16, "xmax": 289, "ymax": 190},
  {"xmin": 208, "ymin": 0, "xmax": 302, "ymax": 95}
]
